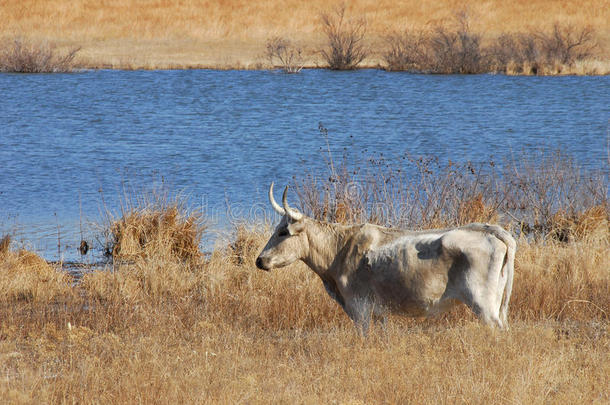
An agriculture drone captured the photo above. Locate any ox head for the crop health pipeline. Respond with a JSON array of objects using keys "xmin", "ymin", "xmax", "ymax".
[{"xmin": 255, "ymin": 183, "xmax": 309, "ymax": 271}]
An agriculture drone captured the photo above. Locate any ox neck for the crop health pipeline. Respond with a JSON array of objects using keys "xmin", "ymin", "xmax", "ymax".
[{"xmin": 301, "ymin": 220, "xmax": 352, "ymax": 277}]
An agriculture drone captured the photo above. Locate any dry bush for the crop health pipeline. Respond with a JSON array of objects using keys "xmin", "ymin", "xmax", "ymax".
[
  {"xmin": 537, "ymin": 23, "xmax": 596, "ymax": 66},
  {"xmin": 294, "ymin": 127, "xmax": 505, "ymax": 230},
  {"xmin": 383, "ymin": 15, "xmax": 602, "ymax": 74},
  {"xmin": 86, "ymin": 190, "xmax": 207, "ymax": 304},
  {"xmin": 488, "ymin": 32, "xmax": 541, "ymax": 74},
  {"xmin": 265, "ymin": 36, "xmax": 305, "ymax": 73},
  {"xmin": 488, "ymin": 24, "xmax": 598, "ymax": 74},
  {"xmin": 107, "ymin": 193, "xmax": 206, "ymax": 264},
  {"xmin": 427, "ymin": 12, "xmax": 487, "ymax": 74},
  {"xmin": 0, "ymin": 235, "xmax": 72, "ymax": 302},
  {"xmin": 293, "ymin": 128, "xmax": 607, "ymax": 243},
  {"xmin": 383, "ymin": 12, "xmax": 488, "ymax": 73},
  {"xmin": 546, "ymin": 205, "xmax": 609, "ymax": 243},
  {"xmin": 0, "ymin": 37, "xmax": 80, "ymax": 73},
  {"xmin": 382, "ymin": 28, "xmax": 429, "ymax": 72},
  {"xmin": 319, "ymin": 4, "xmax": 368, "ymax": 70},
  {"xmin": 228, "ymin": 225, "xmax": 267, "ymax": 265},
  {"xmin": 504, "ymin": 150, "xmax": 608, "ymax": 240}
]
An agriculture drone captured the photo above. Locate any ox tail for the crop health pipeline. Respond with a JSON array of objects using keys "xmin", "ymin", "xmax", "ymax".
[
  {"xmin": 497, "ymin": 230, "xmax": 515, "ymax": 328},
  {"xmin": 462, "ymin": 223, "xmax": 516, "ymax": 329}
]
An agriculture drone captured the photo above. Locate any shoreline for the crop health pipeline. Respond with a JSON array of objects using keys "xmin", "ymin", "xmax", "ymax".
[
  {"xmin": 7, "ymin": 38, "xmax": 609, "ymax": 75},
  {"xmin": 3, "ymin": 0, "xmax": 609, "ymax": 75}
]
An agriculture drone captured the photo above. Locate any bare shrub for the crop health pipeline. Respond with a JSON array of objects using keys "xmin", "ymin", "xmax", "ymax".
[
  {"xmin": 292, "ymin": 126, "xmax": 608, "ymax": 241},
  {"xmin": 265, "ymin": 36, "xmax": 305, "ymax": 73},
  {"xmin": 382, "ymin": 28, "xmax": 429, "ymax": 72},
  {"xmin": 383, "ymin": 12, "xmax": 488, "ymax": 74},
  {"xmin": 383, "ymin": 16, "xmax": 600, "ymax": 74},
  {"xmin": 319, "ymin": 4, "xmax": 368, "ymax": 70},
  {"xmin": 537, "ymin": 23, "xmax": 596, "ymax": 65},
  {"xmin": 428, "ymin": 12, "xmax": 487, "ymax": 74},
  {"xmin": 228, "ymin": 225, "xmax": 265, "ymax": 265},
  {"xmin": 293, "ymin": 125, "xmax": 504, "ymax": 229},
  {"xmin": 0, "ymin": 37, "xmax": 80, "ymax": 73},
  {"xmin": 488, "ymin": 32, "xmax": 541, "ymax": 73},
  {"xmin": 487, "ymin": 24, "xmax": 598, "ymax": 74},
  {"xmin": 503, "ymin": 150, "xmax": 608, "ymax": 240}
]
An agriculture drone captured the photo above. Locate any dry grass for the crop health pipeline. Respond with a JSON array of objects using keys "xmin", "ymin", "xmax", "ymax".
[
  {"xmin": 0, "ymin": 235, "xmax": 73, "ymax": 303},
  {"xmin": 0, "ymin": 0, "xmax": 608, "ymax": 70},
  {"xmin": 106, "ymin": 191, "xmax": 206, "ymax": 264},
  {"xmin": 0, "ymin": 222, "xmax": 608, "ymax": 403},
  {"xmin": 0, "ymin": 150, "xmax": 608, "ymax": 402}
]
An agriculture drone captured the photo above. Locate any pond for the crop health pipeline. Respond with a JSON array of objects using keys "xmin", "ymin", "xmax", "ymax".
[{"xmin": 0, "ymin": 70, "xmax": 608, "ymax": 260}]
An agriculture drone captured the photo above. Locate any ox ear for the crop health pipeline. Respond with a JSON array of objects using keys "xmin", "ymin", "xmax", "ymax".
[{"xmin": 287, "ymin": 219, "xmax": 305, "ymax": 235}]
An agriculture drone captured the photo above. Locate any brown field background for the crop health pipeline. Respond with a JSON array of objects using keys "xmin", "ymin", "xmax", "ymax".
[{"xmin": 1, "ymin": 0, "xmax": 609, "ymax": 69}]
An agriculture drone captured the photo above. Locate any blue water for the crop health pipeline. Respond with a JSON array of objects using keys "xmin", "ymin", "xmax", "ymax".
[{"xmin": 0, "ymin": 70, "xmax": 608, "ymax": 260}]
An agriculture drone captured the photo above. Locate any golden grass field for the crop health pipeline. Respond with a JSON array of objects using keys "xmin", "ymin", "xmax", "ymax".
[
  {"xmin": 1, "ymin": 172, "xmax": 608, "ymax": 403},
  {"xmin": 1, "ymin": 0, "xmax": 609, "ymax": 70}
]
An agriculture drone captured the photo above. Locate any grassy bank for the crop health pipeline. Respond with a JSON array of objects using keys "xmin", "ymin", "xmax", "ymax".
[
  {"xmin": 0, "ymin": 150, "xmax": 608, "ymax": 403},
  {"xmin": 1, "ymin": 0, "xmax": 608, "ymax": 72}
]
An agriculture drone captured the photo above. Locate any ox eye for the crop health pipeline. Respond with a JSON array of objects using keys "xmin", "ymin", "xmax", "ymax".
[{"xmin": 278, "ymin": 229, "xmax": 289, "ymax": 237}]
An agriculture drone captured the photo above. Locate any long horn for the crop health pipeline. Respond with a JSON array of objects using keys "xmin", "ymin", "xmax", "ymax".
[
  {"xmin": 282, "ymin": 186, "xmax": 303, "ymax": 221},
  {"xmin": 269, "ymin": 182, "xmax": 286, "ymax": 215}
]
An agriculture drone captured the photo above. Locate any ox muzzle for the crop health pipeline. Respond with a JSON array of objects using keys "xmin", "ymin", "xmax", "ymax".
[{"xmin": 255, "ymin": 256, "xmax": 271, "ymax": 271}]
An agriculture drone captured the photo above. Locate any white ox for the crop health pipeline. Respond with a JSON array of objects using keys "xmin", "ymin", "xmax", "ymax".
[{"xmin": 256, "ymin": 184, "xmax": 516, "ymax": 333}]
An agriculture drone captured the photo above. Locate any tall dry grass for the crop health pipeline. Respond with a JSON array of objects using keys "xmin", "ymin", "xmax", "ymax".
[
  {"xmin": 103, "ymin": 189, "xmax": 206, "ymax": 264},
  {"xmin": 0, "ymin": 235, "xmax": 73, "ymax": 302},
  {"xmin": 1, "ymin": 0, "xmax": 607, "ymax": 70},
  {"xmin": 0, "ymin": 221, "xmax": 607, "ymax": 402},
  {"xmin": 0, "ymin": 149, "xmax": 608, "ymax": 402}
]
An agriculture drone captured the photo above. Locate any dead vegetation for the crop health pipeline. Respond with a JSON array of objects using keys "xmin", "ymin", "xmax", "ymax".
[
  {"xmin": 264, "ymin": 36, "xmax": 305, "ymax": 73},
  {"xmin": 293, "ymin": 127, "xmax": 608, "ymax": 243},
  {"xmin": 382, "ymin": 13, "xmax": 600, "ymax": 74},
  {"xmin": 0, "ymin": 1, "xmax": 607, "ymax": 72},
  {"xmin": 0, "ymin": 37, "xmax": 80, "ymax": 73},
  {"xmin": 0, "ymin": 149, "xmax": 607, "ymax": 402},
  {"xmin": 105, "ymin": 192, "xmax": 206, "ymax": 264},
  {"xmin": 0, "ymin": 235, "xmax": 73, "ymax": 302},
  {"xmin": 319, "ymin": 4, "xmax": 369, "ymax": 70}
]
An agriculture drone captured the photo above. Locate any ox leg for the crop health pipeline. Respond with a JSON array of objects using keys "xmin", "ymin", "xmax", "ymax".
[
  {"xmin": 345, "ymin": 296, "xmax": 373, "ymax": 336},
  {"xmin": 469, "ymin": 300, "xmax": 503, "ymax": 329},
  {"xmin": 456, "ymin": 288, "xmax": 503, "ymax": 329}
]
